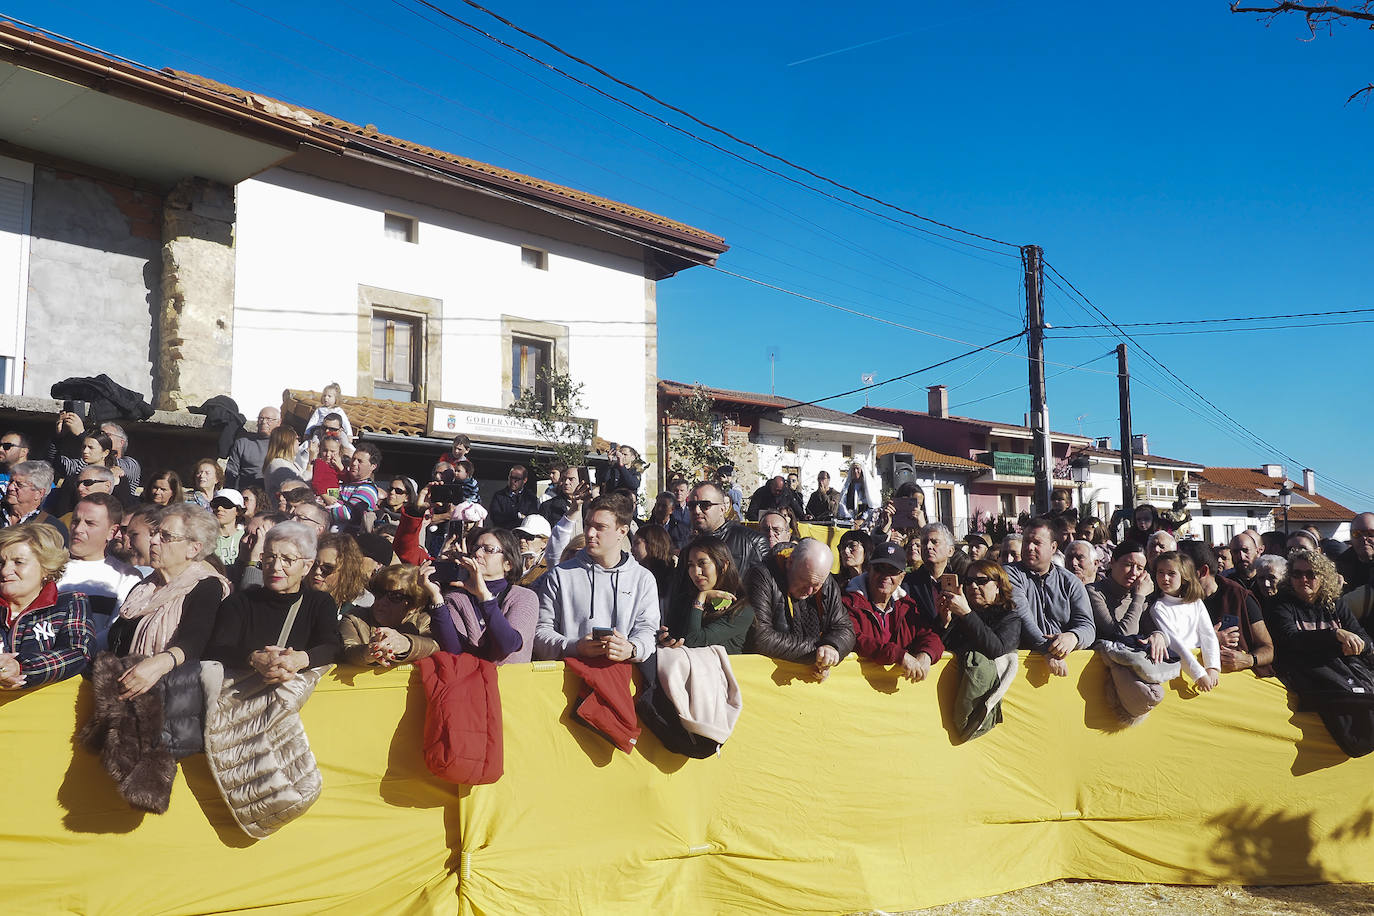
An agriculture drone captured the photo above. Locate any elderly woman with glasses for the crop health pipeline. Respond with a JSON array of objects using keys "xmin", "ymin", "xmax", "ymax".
[
  {"xmin": 107, "ymin": 504, "xmax": 231, "ymax": 698},
  {"xmin": 1267, "ymin": 548, "xmax": 1374, "ymax": 756},
  {"xmin": 429, "ymin": 528, "xmax": 538, "ymax": 665},
  {"xmin": 340, "ymin": 564, "xmax": 439, "ymax": 667},
  {"xmin": 204, "ymin": 521, "xmax": 340, "ymax": 680}
]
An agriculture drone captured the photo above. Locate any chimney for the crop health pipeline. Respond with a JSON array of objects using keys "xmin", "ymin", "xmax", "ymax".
[
  {"xmin": 1303, "ymin": 468, "xmax": 1316, "ymax": 494},
  {"xmin": 927, "ymin": 385, "xmax": 948, "ymax": 419},
  {"xmin": 1095, "ymin": 436, "xmax": 1112, "ymax": 450},
  {"xmin": 1262, "ymin": 463, "xmax": 1284, "ymax": 479},
  {"xmin": 1131, "ymin": 433, "xmax": 1148, "ymax": 456}
]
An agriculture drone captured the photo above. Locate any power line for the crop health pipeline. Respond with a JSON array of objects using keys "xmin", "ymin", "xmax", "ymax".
[
  {"xmin": 1054, "ymin": 306, "xmax": 1374, "ymax": 329},
  {"xmin": 404, "ymin": 0, "xmax": 1022, "ymax": 255},
  {"xmin": 1050, "ymin": 318, "xmax": 1374, "ymax": 338},
  {"xmin": 1042, "ymin": 261, "xmax": 1374, "ymax": 507},
  {"xmin": 947, "ymin": 349, "xmax": 1117, "ymax": 412},
  {"xmin": 781, "ymin": 331, "xmax": 1029, "ymax": 409}
]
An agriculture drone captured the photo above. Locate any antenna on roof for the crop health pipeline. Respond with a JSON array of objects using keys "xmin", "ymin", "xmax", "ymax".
[
  {"xmin": 861, "ymin": 373, "xmax": 875, "ymax": 406},
  {"xmin": 767, "ymin": 345, "xmax": 779, "ymax": 395}
]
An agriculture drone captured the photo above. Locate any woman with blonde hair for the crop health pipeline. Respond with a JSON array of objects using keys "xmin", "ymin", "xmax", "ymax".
[
  {"xmin": 263, "ymin": 426, "xmax": 306, "ymax": 496},
  {"xmin": 0, "ymin": 523, "xmax": 93, "ymax": 689},
  {"xmin": 1268, "ymin": 548, "xmax": 1374, "ymax": 756},
  {"xmin": 341, "ymin": 564, "xmax": 439, "ymax": 667}
]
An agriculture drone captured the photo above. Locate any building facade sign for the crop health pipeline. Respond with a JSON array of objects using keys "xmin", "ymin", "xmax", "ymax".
[{"xmin": 427, "ymin": 400, "xmax": 595, "ymax": 446}]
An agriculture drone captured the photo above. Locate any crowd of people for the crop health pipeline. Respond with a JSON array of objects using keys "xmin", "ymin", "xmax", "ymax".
[{"xmin": 3, "ymin": 394, "xmax": 1374, "ymax": 762}]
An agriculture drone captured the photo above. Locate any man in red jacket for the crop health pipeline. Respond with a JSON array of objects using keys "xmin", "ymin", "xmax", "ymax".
[{"xmin": 842, "ymin": 541, "xmax": 944, "ymax": 683}]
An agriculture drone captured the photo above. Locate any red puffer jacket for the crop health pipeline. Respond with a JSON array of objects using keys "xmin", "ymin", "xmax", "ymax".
[
  {"xmin": 416, "ymin": 652, "xmax": 503, "ymax": 785},
  {"xmin": 842, "ymin": 583, "xmax": 945, "ymax": 667}
]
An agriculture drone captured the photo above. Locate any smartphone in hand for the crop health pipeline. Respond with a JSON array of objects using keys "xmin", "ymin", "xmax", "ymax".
[{"xmin": 938, "ymin": 573, "xmax": 960, "ymax": 595}]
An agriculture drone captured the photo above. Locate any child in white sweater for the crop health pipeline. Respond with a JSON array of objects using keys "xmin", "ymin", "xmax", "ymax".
[{"xmin": 1149, "ymin": 550, "xmax": 1220, "ymax": 692}]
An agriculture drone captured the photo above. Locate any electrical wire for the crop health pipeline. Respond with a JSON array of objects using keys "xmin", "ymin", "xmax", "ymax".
[
  {"xmin": 1043, "ymin": 261, "xmax": 1374, "ymax": 507},
  {"xmin": 779, "ymin": 331, "xmax": 1028, "ymax": 409},
  {"xmin": 1050, "ymin": 318, "xmax": 1374, "ymax": 338},
  {"xmin": 403, "ymin": 0, "xmax": 1023, "ymax": 256},
  {"xmin": 1054, "ymin": 306, "xmax": 1374, "ymax": 329},
  {"xmin": 947, "ymin": 349, "xmax": 1117, "ymax": 412}
]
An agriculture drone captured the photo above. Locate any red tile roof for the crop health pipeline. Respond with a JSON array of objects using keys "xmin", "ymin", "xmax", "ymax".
[
  {"xmin": 658, "ymin": 380, "xmax": 899, "ymax": 432},
  {"xmin": 1198, "ymin": 467, "xmax": 1355, "ymax": 522},
  {"xmin": 876, "ymin": 438, "xmax": 990, "ymax": 472},
  {"xmin": 856, "ymin": 404, "xmax": 1089, "ymax": 442},
  {"xmin": 169, "ymin": 70, "xmax": 725, "ymax": 249}
]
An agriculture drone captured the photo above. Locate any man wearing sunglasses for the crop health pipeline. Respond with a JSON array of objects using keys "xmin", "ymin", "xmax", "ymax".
[
  {"xmin": 686, "ymin": 481, "xmax": 767, "ymax": 578},
  {"xmin": 0, "ymin": 432, "xmax": 29, "ymax": 500},
  {"xmin": 488, "ymin": 465, "xmax": 538, "ymax": 530}
]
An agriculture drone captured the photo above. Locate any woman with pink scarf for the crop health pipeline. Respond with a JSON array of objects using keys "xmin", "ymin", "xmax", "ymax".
[{"xmin": 107, "ymin": 504, "xmax": 230, "ymax": 699}]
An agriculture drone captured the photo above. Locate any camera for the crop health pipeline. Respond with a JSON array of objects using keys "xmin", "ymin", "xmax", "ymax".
[
  {"xmin": 62, "ymin": 399, "xmax": 88, "ymax": 417},
  {"xmin": 429, "ymin": 484, "xmax": 459, "ymax": 504}
]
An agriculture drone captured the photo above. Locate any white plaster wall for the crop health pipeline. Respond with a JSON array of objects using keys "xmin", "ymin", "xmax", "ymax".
[
  {"xmin": 1196, "ymin": 510, "xmax": 1275, "ymax": 546},
  {"xmin": 753, "ymin": 421, "xmax": 880, "ymax": 498},
  {"xmin": 232, "ymin": 169, "xmax": 652, "ymax": 452}
]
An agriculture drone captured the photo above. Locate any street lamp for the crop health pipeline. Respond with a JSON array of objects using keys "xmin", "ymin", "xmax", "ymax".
[
  {"xmin": 1069, "ymin": 454, "xmax": 1092, "ymax": 518},
  {"xmin": 1278, "ymin": 481, "xmax": 1293, "ymax": 534}
]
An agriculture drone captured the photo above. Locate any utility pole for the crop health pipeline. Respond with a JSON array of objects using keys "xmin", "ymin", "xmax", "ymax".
[
  {"xmin": 1024, "ymin": 245, "xmax": 1052, "ymax": 516},
  {"xmin": 1117, "ymin": 343, "xmax": 1136, "ymax": 518}
]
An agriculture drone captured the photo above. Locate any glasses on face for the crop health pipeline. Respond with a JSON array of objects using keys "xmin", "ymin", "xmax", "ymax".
[
  {"xmin": 76, "ymin": 478, "xmax": 103, "ymax": 488},
  {"xmin": 474, "ymin": 544, "xmax": 503, "ymax": 556},
  {"xmin": 1354, "ymin": 530, "xmax": 1374, "ymax": 541},
  {"xmin": 377, "ymin": 589, "xmax": 410, "ymax": 603},
  {"xmin": 312, "ymin": 561, "xmax": 339, "ymax": 576},
  {"xmin": 0, "ymin": 442, "xmax": 18, "ymax": 451},
  {"xmin": 1290, "ymin": 569, "xmax": 1318, "ymax": 581},
  {"xmin": 323, "ymin": 425, "xmax": 341, "ymax": 433},
  {"xmin": 968, "ymin": 576, "xmax": 996, "ymax": 586},
  {"xmin": 154, "ymin": 530, "xmax": 192, "ymax": 543},
  {"xmin": 261, "ymin": 553, "xmax": 305, "ymax": 568},
  {"xmin": 390, "ymin": 487, "xmax": 408, "ymax": 495},
  {"xmin": 686, "ymin": 500, "xmax": 719, "ymax": 511}
]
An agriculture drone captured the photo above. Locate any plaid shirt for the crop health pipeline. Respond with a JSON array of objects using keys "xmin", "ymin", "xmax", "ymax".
[{"xmin": 1, "ymin": 582, "xmax": 94, "ymax": 687}]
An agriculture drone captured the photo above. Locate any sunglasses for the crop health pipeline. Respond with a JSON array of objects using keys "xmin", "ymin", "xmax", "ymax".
[
  {"xmin": 377, "ymin": 589, "xmax": 411, "ymax": 602},
  {"xmin": 968, "ymin": 575, "xmax": 996, "ymax": 586},
  {"xmin": 1290, "ymin": 569, "xmax": 1318, "ymax": 581},
  {"xmin": 312, "ymin": 562, "xmax": 338, "ymax": 576},
  {"xmin": 76, "ymin": 478, "xmax": 104, "ymax": 487},
  {"xmin": 390, "ymin": 487, "xmax": 409, "ymax": 494},
  {"xmin": 686, "ymin": 500, "xmax": 720, "ymax": 511},
  {"xmin": 0, "ymin": 443, "xmax": 18, "ymax": 450}
]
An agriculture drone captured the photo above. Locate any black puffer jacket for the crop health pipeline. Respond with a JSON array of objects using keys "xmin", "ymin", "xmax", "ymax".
[
  {"xmin": 161, "ymin": 660, "xmax": 205, "ymax": 759},
  {"xmin": 744, "ymin": 552, "xmax": 855, "ymax": 663}
]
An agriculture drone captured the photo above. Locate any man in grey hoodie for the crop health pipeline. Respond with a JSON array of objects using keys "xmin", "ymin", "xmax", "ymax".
[{"xmin": 534, "ymin": 495, "xmax": 660, "ymax": 663}]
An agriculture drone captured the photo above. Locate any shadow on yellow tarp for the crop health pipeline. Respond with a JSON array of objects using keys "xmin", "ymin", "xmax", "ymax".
[{"xmin": 4, "ymin": 652, "xmax": 1373, "ymax": 915}]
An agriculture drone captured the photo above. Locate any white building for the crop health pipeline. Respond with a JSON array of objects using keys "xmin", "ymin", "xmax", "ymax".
[
  {"xmin": 657, "ymin": 380, "xmax": 900, "ymax": 503},
  {"xmin": 1198, "ymin": 465, "xmax": 1354, "ymax": 542},
  {"xmin": 1074, "ymin": 437, "xmax": 1204, "ymax": 537},
  {"xmin": 0, "ymin": 24, "xmax": 725, "ymax": 482}
]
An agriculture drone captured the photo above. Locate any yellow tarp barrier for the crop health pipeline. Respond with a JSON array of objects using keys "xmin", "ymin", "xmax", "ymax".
[{"xmin": 5, "ymin": 653, "xmax": 1374, "ymax": 915}]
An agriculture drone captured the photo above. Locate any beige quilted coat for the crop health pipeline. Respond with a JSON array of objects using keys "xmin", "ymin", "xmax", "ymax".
[{"xmin": 199, "ymin": 662, "xmax": 332, "ymax": 839}]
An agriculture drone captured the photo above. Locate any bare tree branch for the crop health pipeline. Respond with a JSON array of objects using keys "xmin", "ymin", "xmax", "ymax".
[
  {"xmin": 1230, "ymin": 2, "xmax": 1374, "ymax": 23},
  {"xmin": 1231, "ymin": 1, "xmax": 1374, "ymax": 99},
  {"xmin": 1346, "ymin": 82, "xmax": 1374, "ymax": 105}
]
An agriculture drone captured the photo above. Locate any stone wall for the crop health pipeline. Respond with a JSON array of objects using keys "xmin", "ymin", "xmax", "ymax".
[
  {"xmin": 24, "ymin": 168, "xmax": 161, "ymax": 398},
  {"xmin": 157, "ymin": 178, "xmax": 235, "ymax": 411}
]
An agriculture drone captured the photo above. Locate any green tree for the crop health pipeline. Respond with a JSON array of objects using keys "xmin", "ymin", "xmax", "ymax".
[
  {"xmin": 507, "ymin": 367, "xmax": 592, "ymax": 476},
  {"xmin": 667, "ymin": 384, "xmax": 731, "ymax": 482}
]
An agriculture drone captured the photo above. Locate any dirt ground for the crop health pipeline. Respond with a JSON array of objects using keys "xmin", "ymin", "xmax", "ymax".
[{"xmin": 868, "ymin": 880, "xmax": 1374, "ymax": 914}]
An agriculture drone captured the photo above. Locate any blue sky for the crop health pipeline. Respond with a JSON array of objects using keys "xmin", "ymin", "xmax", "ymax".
[{"xmin": 7, "ymin": 1, "xmax": 1371, "ymax": 507}]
